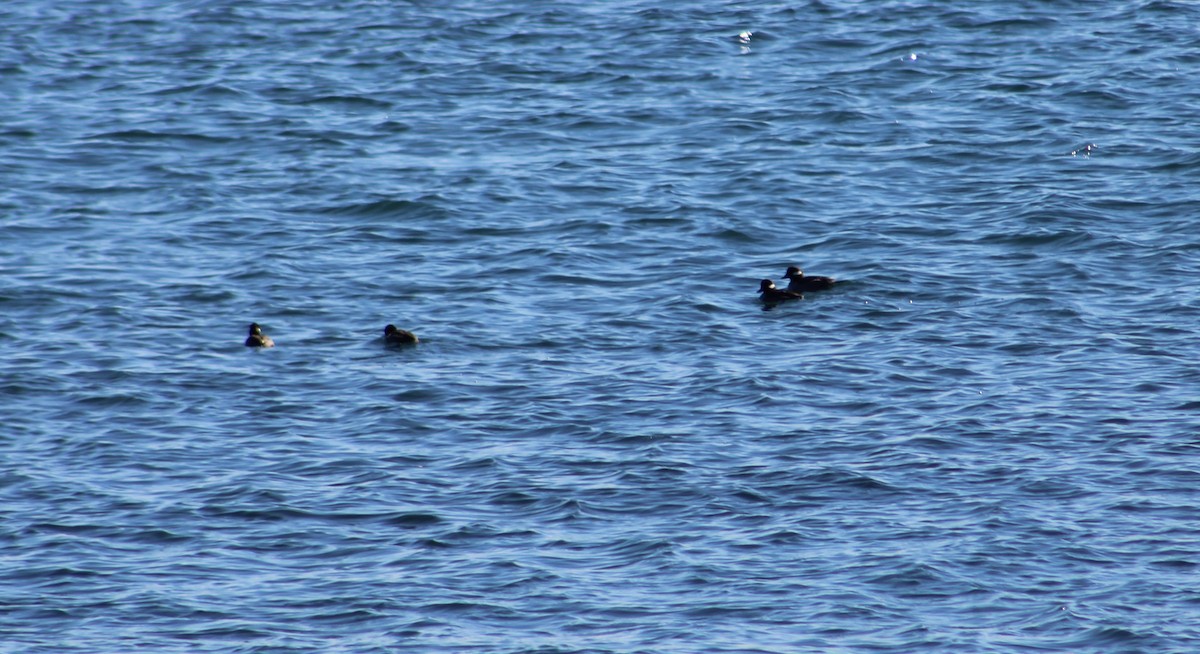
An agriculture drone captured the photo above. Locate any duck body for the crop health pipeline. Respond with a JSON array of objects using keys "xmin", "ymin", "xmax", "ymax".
[
  {"xmin": 245, "ymin": 323, "xmax": 274, "ymax": 348},
  {"xmin": 383, "ymin": 324, "xmax": 419, "ymax": 346},
  {"xmin": 783, "ymin": 266, "xmax": 835, "ymax": 292},
  {"xmin": 758, "ymin": 279, "xmax": 803, "ymax": 303}
]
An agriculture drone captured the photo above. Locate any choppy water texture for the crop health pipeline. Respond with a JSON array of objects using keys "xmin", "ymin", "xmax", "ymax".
[{"xmin": 3, "ymin": 1, "xmax": 1200, "ymax": 652}]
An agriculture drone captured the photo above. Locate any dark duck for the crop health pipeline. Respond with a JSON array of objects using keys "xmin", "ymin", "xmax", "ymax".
[
  {"xmin": 383, "ymin": 324, "xmax": 419, "ymax": 346},
  {"xmin": 758, "ymin": 279, "xmax": 803, "ymax": 303},
  {"xmin": 245, "ymin": 323, "xmax": 274, "ymax": 348},
  {"xmin": 783, "ymin": 265, "xmax": 835, "ymax": 292}
]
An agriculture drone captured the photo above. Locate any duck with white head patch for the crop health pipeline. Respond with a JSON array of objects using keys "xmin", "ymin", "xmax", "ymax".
[
  {"xmin": 758, "ymin": 279, "xmax": 803, "ymax": 304},
  {"xmin": 783, "ymin": 265, "xmax": 835, "ymax": 292}
]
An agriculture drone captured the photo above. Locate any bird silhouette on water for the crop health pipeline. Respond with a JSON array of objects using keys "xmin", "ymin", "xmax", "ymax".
[{"xmin": 245, "ymin": 323, "xmax": 274, "ymax": 348}]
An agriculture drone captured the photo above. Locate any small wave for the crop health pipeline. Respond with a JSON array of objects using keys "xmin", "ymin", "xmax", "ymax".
[
  {"xmin": 298, "ymin": 95, "xmax": 393, "ymax": 109},
  {"xmin": 383, "ymin": 512, "xmax": 443, "ymax": 527},
  {"xmin": 307, "ymin": 198, "xmax": 449, "ymax": 219},
  {"xmin": 975, "ymin": 228, "xmax": 1095, "ymax": 249},
  {"xmin": 82, "ymin": 129, "xmax": 233, "ymax": 144},
  {"xmin": 148, "ymin": 83, "xmax": 248, "ymax": 98}
]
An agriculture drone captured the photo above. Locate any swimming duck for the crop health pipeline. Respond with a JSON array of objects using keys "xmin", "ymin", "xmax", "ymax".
[
  {"xmin": 245, "ymin": 323, "xmax": 274, "ymax": 348},
  {"xmin": 758, "ymin": 279, "xmax": 803, "ymax": 303},
  {"xmin": 783, "ymin": 265, "xmax": 835, "ymax": 292},
  {"xmin": 383, "ymin": 324, "xmax": 419, "ymax": 346}
]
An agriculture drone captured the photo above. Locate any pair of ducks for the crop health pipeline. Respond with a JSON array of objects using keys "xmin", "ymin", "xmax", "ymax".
[
  {"xmin": 244, "ymin": 323, "xmax": 418, "ymax": 348},
  {"xmin": 758, "ymin": 266, "xmax": 836, "ymax": 303}
]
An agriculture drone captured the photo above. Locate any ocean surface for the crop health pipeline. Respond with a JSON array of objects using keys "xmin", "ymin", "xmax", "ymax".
[{"xmin": 2, "ymin": 1, "xmax": 1199, "ymax": 652}]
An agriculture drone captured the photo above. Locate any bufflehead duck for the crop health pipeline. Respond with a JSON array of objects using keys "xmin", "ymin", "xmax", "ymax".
[
  {"xmin": 783, "ymin": 266, "xmax": 835, "ymax": 292},
  {"xmin": 245, "ymin": 323, "xmax": 274, "ymax": 348},
  {"xmin": 383, "ymin": 324, "xmax": 419, "ymax": 346},
  {"xmin": 758, "ymin": 279, "xmax": 803, "ymax": 303}
]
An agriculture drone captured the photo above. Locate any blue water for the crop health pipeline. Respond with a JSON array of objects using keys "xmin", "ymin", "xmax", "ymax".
[{"xmin": 3, "ymin": 1, "xmax": 1200, "ymax": 652}]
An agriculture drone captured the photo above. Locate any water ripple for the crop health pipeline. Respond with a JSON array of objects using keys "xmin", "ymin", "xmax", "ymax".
[{"xmin": 2, "ymin": 0, "xmax": 1200, "ymax": 652}]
